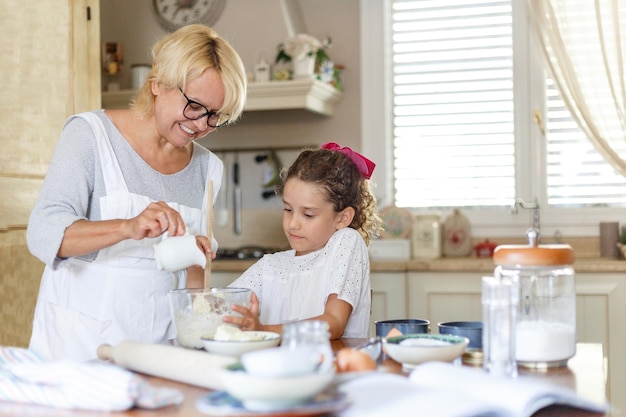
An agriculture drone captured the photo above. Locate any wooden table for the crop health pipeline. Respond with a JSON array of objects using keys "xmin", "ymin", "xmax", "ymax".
[{"xmin": 0, "ymin": 341, "xmax": 607, "ymax": 417}]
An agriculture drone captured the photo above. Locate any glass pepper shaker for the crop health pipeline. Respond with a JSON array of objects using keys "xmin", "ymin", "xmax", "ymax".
[{"xmin": 493, "ymin": 230, "xmax": 577, "ymax": 368}]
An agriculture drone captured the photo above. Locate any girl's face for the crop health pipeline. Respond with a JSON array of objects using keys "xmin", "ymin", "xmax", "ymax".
[
  {"xmin": 152, "ymin": 68, "xmax": 225, "ymax": 147},
  {"xmin": 282, "ymin": 178, "xmax": 352, "ymax": 256}
]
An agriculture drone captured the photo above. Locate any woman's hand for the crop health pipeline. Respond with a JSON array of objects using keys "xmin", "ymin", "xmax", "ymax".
[
  {"xmin": 58, "ymin": 201, "xmax": 186, "ymax": 258},
  {"xmin": 223, "ymin": 292, "xmax": 263, "ymax": 331},
  {"xmin": 125, "ymin": 201, "xmax": 187, "ymax": 239},
  {"xmin": 194, "ymin": 235, "xmax": 216, "ymax": 259},
  {"xmin": 186, "ymin": 236, "xmax": 215, "ymax": 288}
]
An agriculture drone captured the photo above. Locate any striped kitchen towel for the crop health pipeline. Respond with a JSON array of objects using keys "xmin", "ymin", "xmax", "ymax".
[{"xmin": 0, "ymin": 346, "xmax": 183, "ymax": 411}]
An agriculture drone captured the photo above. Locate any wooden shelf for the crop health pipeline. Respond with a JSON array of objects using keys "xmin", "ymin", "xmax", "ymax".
[
  {"xmin": 101, "ymin": 79, "xmax": 343, "ymax": 116},
  {"xmin": 246, "ymin": 79, "xmax": 343, "ymax": 116}
]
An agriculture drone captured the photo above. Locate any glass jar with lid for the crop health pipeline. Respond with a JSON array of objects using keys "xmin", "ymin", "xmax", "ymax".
[
  {"xmin": 493, "ymin": 230, "xmax": 576, "ymax": 368},
  {"xmin": 411, "ymin": 213, "xmax": 441, "ymax": 259}
]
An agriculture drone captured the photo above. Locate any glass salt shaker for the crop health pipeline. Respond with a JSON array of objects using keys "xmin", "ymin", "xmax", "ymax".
[
  {"xmin": 493, "ymin": 230, "xmax": 577, "ymax": 368},
  {"xmin": 281, "ymin": 320, "xmax": 334, "ymax": 372}
]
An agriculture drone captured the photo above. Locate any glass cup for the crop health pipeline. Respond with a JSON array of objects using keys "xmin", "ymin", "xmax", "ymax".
[
  {"xmin": 281, "ymin": 320, "xmax": 334, "ymax": 373},
  {"xmin": 482, "ymin": 276, "xmax": 518, "ymax": 377}
]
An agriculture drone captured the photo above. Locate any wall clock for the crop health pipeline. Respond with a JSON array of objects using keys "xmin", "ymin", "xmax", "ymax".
[{"xmin": 152, "ymin": 0, "xmax": 226, "ymax": 32}]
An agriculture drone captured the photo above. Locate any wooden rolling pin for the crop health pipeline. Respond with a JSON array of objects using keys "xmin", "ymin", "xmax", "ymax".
[{"xmin": 97, "ymin": 341, "xmax": 236, "ymax": 390}]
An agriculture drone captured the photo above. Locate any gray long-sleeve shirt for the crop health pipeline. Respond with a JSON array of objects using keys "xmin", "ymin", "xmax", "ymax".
[{"xmin": 27, "ymin": 110, "xmax": 217, "ymax": 269}]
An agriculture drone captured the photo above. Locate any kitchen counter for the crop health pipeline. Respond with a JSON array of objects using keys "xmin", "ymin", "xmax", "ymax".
[{"xmin": 213, "ymin": 257, "xmax": 626, "ymax": 274}]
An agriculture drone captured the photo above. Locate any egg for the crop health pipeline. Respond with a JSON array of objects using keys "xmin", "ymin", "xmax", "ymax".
[
  {"xmin": 382, "ymin": 328, "xmax": 404, "ymax": 355},
  {"xmin": 335, "ymin": 348, "xmax": 377, "ymax": 373},
  {"xmin": 386, "ymin": 328, "xmax": 403, "ymax": 338}
]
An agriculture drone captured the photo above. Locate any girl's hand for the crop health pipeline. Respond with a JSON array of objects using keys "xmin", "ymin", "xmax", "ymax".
[
  {"xmin": 223, "ymin": 292, "xmax": 263, "ymax": 331},
  {"xmin": 126, "ymin": 201, "xmax": 186, "ymax": 239}
]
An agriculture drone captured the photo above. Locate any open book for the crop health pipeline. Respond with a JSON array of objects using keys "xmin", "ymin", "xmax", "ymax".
[{"xmin": 338, "ymin": 362, "xmax": 608, "ymax": 417}]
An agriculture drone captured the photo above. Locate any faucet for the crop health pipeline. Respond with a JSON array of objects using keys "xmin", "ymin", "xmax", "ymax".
[{"xmin": 511, "ymin": 198, "xmax": 541, "ymax": 243}]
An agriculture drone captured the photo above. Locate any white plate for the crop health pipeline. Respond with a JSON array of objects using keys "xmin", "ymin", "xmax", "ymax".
[
  {"xmin": 201, "ymin": 331, "xmax": 280, "ymax": 357},
  {"xmin": 219, "ymin": 365, "xmax": 336, "ymax": 411},
  {"xmin": 383, "ymin": 334, "xmax": 468, "ymax": 369},
  {"xmin": 378, "ymin": 206, "xmax": 414, "ymax": 239}
]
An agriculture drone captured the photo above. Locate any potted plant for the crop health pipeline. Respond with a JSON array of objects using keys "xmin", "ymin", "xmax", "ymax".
[{"xmin": 275, "ymin": 34, "xmax": 333, "ymax": 80}]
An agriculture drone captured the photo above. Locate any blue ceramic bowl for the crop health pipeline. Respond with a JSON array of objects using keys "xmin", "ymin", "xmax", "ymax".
[
  {"xmin": 375, "ymin": 319, "xmax": 430, "ymax": 337},
  {"xmin": 437, "ymin": 321, "xmax": 483, "ymax": 350}
]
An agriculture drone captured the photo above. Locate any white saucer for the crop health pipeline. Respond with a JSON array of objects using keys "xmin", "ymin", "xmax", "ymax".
[
  {"xmin": 195, "ymin": 390, "xmax": 349, "ymax": 416},
  {"xmin": 218, "ymin": 366, "xmax": 336, "ymax": 411}
]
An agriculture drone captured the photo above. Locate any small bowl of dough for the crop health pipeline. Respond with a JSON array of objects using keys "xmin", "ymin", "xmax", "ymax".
[
  {"xmin": 383, "ymin": 333, "xmax": 469, "ymax": 369},
  {"xmin": 202, "ymin": 325, "xmax": 280, "ymax": 356},
  {"xmin": 168, "ymin": 288, "xmax": 252, "ymax": 349}
]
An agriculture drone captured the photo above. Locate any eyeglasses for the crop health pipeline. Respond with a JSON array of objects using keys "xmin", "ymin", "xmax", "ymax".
[{"xmin": 178, "ymin": 88, "xmax": 227, "ymax": 129}]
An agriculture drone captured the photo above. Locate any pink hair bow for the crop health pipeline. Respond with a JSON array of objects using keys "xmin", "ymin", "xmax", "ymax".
[{"xmin": 321, "ymin": 142, "xmax": 376, "ymax": 179}]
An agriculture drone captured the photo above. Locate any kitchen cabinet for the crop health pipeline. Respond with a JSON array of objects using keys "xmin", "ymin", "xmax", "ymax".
[
  {"xmin": 0, "ymin": 0, "xmax": 100, "ymax": 348},
  {"xmin": 576, "ymin": 272, "xmax": 626, "ymax": 415},
  {"xmin": 369, "ymin": 272, "xmax": 407, "ymax": 337},
  {"xmin": 102, "ymin": 79, "xmax": 343, "ymax": 116},
  {"xmin": 406, "ymin": 272, "xmax": 483, "ymax": 327}
]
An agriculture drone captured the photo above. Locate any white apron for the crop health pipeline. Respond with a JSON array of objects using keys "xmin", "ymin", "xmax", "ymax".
[{"xmin": 30, "ymin": 113, "xmax": 217, "ymax": 362}]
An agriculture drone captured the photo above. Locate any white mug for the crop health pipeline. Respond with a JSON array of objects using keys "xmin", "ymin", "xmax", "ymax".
[{"xmin": 154, "ymin": 233, "xmax": 206, "ymax": 272}]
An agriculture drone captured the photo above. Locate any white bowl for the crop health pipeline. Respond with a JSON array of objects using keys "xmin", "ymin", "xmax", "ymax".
[
  {"xmin": 383, "ymin": 333, "xmax": 469, "ymax": 369},
  {"xmin": 219, "ymin": 364, "xmax": 335, "ymax": 411},
  {"xmin": 201, "ymin": 331, "xmax": 280, "ymax": 356}
]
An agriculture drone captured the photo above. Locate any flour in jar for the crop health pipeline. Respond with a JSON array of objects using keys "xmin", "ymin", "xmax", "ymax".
[{"xmin": 516, "ymin": 321, "xmax": 576, "ymax": 362}]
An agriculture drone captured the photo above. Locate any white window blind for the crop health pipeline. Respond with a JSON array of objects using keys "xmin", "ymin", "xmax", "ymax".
[
  {"xmin": 392, "ymin": 0, "xmax": 515, "ymax": 208},
  {"xmin": 391, "ymin": 0, "xmax": 626, "ymax": 209},
  {"xmin": 546, "ymin": 79, "xmax": 626, "ymax": 207}
]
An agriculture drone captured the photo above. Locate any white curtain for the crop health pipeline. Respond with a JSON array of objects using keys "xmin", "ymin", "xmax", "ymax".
[{"xmin": 527, "ymin": 0, "xmax": 626, "ymax": 176}]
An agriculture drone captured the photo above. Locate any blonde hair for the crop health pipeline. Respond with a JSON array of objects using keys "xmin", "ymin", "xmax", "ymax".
[
  {"xmin": 132, "ymin": 24, "xmax": 247, "ymax": 124},
  {"xmin": 275, "ymin": 147, "xmax": 383, "ymax": 245}
]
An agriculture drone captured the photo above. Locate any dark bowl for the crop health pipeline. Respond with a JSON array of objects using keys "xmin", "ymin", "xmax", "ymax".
[
  {"xmin": 375, "ymin": 319, "xmax": 430, "ymax": 337},
  {"xmin": 437, "ymin": 321, "xmax": 483, "ymax": 350}
]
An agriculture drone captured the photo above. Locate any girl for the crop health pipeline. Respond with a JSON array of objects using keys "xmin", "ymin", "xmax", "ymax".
[{"xmin": 225, "ymin": 142, "xmax": 382, "ymax": 339}]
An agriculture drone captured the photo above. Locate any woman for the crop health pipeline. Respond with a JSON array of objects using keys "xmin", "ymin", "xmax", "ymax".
[{"xmin": 26, "ymin": 24, "xmax": 247, "ymax": 361}]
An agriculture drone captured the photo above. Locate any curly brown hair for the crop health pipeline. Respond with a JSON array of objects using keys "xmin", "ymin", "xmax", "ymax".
[{"xmin": 275, "ymin": 147, "xmax": 383, "ymax": 245}]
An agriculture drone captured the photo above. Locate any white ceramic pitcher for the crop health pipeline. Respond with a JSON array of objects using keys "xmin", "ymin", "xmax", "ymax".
[{"xmin": 154, "ymin": 233, "xmax": 206, "ymax": 272}]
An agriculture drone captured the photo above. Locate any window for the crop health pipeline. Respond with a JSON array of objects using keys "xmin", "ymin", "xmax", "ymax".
[
  {"xmin": 545, "ymin": 79, "xmax": 626, "ymax": 207},
  {"xmin": 392, "ymin": 0, "xmax": 516, "ymax": 208},
  {"xmin": 360, "ymin": 0, "xmax": 625, "ymax": 237}
]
